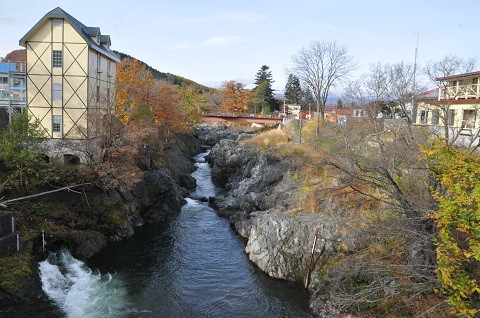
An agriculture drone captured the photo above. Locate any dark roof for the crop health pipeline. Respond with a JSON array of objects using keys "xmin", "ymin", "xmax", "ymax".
[
  {"xmin": 83, "ymin": 26, "xmax": 100, "ymax": 37},
  {"xmin": 19, "ymin": 7, "xmax": 120, "ymax": 62},
  {"xmin": 436, "ymin": 70, "xmax": 480, "ymax": 81},
  {"xmin": 100, "ymin": 35, "xmax": 111, "ymax": 46}
]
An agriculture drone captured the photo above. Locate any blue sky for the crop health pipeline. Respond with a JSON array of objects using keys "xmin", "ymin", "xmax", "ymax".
[{"xmin": 0, "ymin": 0, "xmax": 478, "ymax": 92}]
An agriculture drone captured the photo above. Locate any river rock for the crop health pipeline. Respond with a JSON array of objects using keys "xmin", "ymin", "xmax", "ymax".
[
  {"xmin": 209, "ymin": 139, "xmax": 299, "ymax": 224},
  {"xmin": 197, "ymin": 125, "xmax": 243, "ymax": 146},
  {"xmin": 206, "ymin": 129, "xmax": 342, "ymax": 317},
  {"xmin": 206, "ymin": 139, "xmax": 259, "ymax": 188},
  {"xmin": 244, "ymin": 210, "xmax": 333, "ymax": 281},
  {"xmin": 133, "ymin": 170, "xmax": 184, "ymax": 222}
]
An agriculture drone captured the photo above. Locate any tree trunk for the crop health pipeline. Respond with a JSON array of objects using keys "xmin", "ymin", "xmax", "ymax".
[
  {"xmin": 315, "ymin": 100, "xmax": 321, "ymax": 141},
  {"xmin": 0, "ymin": 183, "xmax": 91, "ymax": 208}
]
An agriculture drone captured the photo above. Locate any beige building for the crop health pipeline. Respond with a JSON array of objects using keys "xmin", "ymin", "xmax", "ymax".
[
  {"xmin": 19, "ymin": 7, "xmax": 120, "ymax": 139},
  {"xmin": 416, "ymin": 71, "xmax": 480, "ymax": 134}
]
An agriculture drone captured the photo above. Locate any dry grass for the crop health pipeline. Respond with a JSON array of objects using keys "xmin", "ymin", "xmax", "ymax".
[{"xmin": 244, "ymin": 128, "xmax": 291, "ymax": 150}]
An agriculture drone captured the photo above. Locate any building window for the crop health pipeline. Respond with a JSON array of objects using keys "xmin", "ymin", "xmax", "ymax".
[
  {"xmin": 96, "ymin": 85, "xmax": 100, "ymax": 102},
  {"xmin": 52, "ymin": 115, "xmax": 62, "ymax": 133},
  {"xmin": 420, "ymin": 110, "xmax": 429, "ymax": 124},
  {"xmin": 462, "ymin": 110, "xmax": 476, "ymax": 129},
  {"xmin": 431, "ymin": 109, "xmax": 439, "ymax": 125},
  {"xmin": 1, "ymin": 77, "xmax": 7, "ymax": 84},
  {"xmin": 52, "ymin": 50, "xmax": 62, "ymax": 68},
  {"xmin": 106, "ymin": 87, "xmax": 110, "ymax": 104},
  {"xmin": 447, "ymin": 109, "xmax": 456, "ymax": 126},
  {"xmin": 97, "ymin": 55, "xmax": 102, "ymax": 72},
  {"xmin": 52, "ymin": 83, "xmax": 62, "ymax": 101},
  {"xmin": 108, "ymin": 61, "xmax": 112, "ymax": 77}
]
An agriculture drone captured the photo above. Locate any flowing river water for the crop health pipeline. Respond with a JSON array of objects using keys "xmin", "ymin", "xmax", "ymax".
[{"xmin": 10, "ymin": 150, "xmax": 314, "ymax": 318}]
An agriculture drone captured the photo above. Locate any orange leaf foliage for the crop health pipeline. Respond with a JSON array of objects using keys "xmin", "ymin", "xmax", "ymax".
[{"xmin": 220, "ymin": 80, "xmax": 252, "ymax": 113}]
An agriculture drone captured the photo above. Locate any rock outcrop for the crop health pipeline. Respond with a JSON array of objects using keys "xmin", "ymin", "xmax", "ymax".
[
  {"xmin": 196, "ymin": 124, "xmax": 244, "ymax": 146},
  {"xmin": 206, "ymin": 132, "xmax": 335, "ymax": 317}
]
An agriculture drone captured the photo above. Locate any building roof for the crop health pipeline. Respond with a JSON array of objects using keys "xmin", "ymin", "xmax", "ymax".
[
  {"xmin": 100, "ymin": 35, "xmax": 111, "ymax": 46},
  {"xmin": 415, "ymin": 88, "xmax": 438, "ymax": 100},
  {"xmin": 435, "ymin": 70, "xmax": 480, "ymax": 81},
  {"xmin": 19, "ymin": 7, "xmax": 120, "ymax": 62},
  {"xmin": 324, "ymin": 104, "xmax": 337, "ymax": 112},
  {"xmin": 335, "ymin": 109, "xmax": 354, "ymax": 116},
  {"xmin": 0, "ymin": 62, "xmax": 17, "ymax": 74}
]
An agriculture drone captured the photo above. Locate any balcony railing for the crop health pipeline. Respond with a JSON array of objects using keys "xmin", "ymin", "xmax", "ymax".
[{"xmin": 442, "ymin": 84, "xmax": 480, "ymax": 100}]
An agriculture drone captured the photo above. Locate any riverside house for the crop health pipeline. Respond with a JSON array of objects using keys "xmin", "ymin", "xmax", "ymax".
[
  {"xmin": 19, "ymin": 7, "xmax": 120, "ymax": 140},
  {"xmin": 416, "ymin": 71, "xmax": 480, "ymax": 137}
]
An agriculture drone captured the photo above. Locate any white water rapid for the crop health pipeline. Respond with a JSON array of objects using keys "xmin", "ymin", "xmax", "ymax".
[{"xmin": 38, "ymin": 249, "xmax": 131, "ymax": 318}]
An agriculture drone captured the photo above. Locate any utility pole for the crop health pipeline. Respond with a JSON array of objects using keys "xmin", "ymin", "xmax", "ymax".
[{"xmin": 411, "ymin": 34, "xmax": 420, "ymax": 124}]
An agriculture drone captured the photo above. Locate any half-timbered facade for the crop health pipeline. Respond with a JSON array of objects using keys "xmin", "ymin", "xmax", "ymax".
[{"xmin": 19, "ymin": 7, "xmax": 120, "ymax": 139}]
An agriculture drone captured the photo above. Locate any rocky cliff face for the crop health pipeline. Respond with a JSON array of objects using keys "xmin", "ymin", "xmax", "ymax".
[
  {"xmin": 206, "ymin": 131, "xmax": 336, "ymax": 317},
  {"xmin": 64, "ymin": 133, "xmax": 201, "ymax": 258},
  {"xmin": 0, "ymin": 132, "xmax": 202, "ymax": 305}
]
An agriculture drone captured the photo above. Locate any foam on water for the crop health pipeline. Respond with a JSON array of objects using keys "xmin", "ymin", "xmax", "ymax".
[
  {"xmin": 39, "ymin": 249, "xmax": 131, "ymax": 318},
  {"xmin": 191, "ymin": 150, "xmax": 217, "ymax": 198}
]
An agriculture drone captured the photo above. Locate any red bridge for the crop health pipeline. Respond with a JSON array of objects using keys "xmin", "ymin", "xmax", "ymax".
[{"xmin": 201, "ymin": 113, "xmax": 283, "ymax": 124}]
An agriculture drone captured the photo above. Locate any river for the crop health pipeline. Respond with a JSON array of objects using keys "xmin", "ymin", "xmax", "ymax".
[{"xmin": 8, "ymin": 150, "xmax": 314, "ymax": 318}]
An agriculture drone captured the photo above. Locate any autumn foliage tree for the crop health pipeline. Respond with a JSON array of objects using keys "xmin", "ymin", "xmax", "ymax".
[
  {"xmin": 220, "ymin": 80, "xmax": 252, "ymax": 113},
  {"xmin": 178, "ymin": 85, "xmax": 206, "ymax": 125},
  {"xmin": 115, "ymin": 58, "xmax": 156, "ymax": 123},
  {"xmin": 1, "ymin": 49, "xmax": 26, "ymax": 62},
  {"xmin": 94, "ymin": 57, "xmax": 196, "ymax": 189},
  {"xmin": 424, "ymin": 141, "xmax": 480, "ymax": 317}
]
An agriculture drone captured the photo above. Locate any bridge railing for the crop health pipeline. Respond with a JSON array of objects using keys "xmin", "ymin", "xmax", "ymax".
[{"xmin": 203, "ymin": 112, "xmax": 283, "ymax": 119}]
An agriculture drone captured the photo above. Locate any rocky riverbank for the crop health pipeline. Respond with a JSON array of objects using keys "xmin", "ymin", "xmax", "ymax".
[
  {"xmin": 204, "ymin": 127, "xmax": 339, "ymax": 317},
  {"xmin": 0, "ymin": 133, "xmax": 202, "ymax": 306}
]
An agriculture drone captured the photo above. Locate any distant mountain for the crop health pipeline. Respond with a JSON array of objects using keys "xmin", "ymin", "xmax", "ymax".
[{"xmin": 114, "ymin": 51, "xmax": 214, "ymax": 93}]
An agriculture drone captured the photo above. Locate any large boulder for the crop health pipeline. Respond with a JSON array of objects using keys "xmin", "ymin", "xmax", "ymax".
[
  {"xmin": 133, "ymin": 170, "xmax": 184, "ymax": 222},
  {"xmin": 208, "ymin": 140, "xmax": 299, "ymax": 224},
  {"xmin": 197, "ymin": 125, "xmax": 242, "ymax": 146},
  {"xmin": 206, "ymin": 139, "xmax": 259, "ymax": 188}
]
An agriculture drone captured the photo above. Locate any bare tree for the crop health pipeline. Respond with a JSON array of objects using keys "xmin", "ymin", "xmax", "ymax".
[
  {"xmin": 388, "ymin": 63, "xmax": 414, "ymax": 121},
  {"xmin": 290, "ymin": 40, "xmax": 356, "ymax": 139},
  {"xmin": 423, "ymin": 55, "xmax": 478, "ymax": 147},
  {"xmin": 344, "ymin": 63, "xmax": 390, "ymax": 123},
  {"xmin": 325, "ymin": 63, "xmax": 444, "ymax": 315}
]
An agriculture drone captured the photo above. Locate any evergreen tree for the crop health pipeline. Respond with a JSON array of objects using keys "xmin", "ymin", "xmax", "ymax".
[
  {"xmin": 253, "ymin": 81, "xmax": 270, "ymax": 114},
  {"xmin": 253, "ymin": 65, "xmax": 278, "ymax": 111},
  {"xmin": 284, "ymin": 74, "xmax": 302, "ymax": 105},
  {"xmin": 301, "ymin": 88, "xmax": 315, "ymax": 111}
]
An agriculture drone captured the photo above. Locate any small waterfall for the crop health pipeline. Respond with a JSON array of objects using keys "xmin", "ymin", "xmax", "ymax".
[
  {"xmin": 39, "ymin": 249, "xmax": 131, "ymax": 318},
  {"xmin": 191, "ymin": 150, "xmax": 217, "ymax": 199}
]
